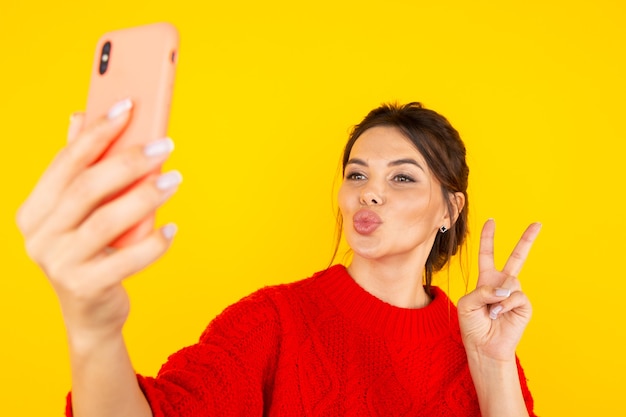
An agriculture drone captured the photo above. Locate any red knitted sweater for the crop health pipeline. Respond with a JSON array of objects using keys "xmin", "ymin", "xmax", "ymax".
[{"xmin": 67, "ymin": 264, "xmax": 536, "ymax": 416}]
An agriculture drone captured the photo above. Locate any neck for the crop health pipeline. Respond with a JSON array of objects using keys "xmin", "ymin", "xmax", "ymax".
[{"xmin": 347, "ymin": 256, "xmax": 431, "ymax": 309}]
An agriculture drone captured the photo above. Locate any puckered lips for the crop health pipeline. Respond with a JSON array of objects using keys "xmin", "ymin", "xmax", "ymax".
[{"xmin": 353, "ymin": 209, "xmax": 383, "ymax": 235}]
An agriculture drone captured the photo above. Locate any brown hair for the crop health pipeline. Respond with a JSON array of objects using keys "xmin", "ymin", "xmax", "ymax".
[{"xmin": 334, "ymin": 102, "xmax": 469, "ymax": 293}]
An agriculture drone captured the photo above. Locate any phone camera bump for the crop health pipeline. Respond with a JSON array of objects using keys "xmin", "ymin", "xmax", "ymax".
[{"xmin": 99, "ymin": 41, "xmax": 111, "ymax": 75}]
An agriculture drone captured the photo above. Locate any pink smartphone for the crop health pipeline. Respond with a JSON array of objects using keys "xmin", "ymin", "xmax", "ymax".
[{"xmin": 84, "ymin": 22, "xmax": 179, "ymax": 248}]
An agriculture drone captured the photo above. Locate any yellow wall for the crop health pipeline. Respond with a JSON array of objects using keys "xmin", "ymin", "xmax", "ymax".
[{"xmin": 1, "ymin": 1, "xmax": 624, "ymax": 415}]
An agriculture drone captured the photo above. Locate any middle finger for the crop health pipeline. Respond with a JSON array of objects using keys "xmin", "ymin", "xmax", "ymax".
[
  {"xmin": 47, "ymin": 138, "xmax": 174, "ymax": 234},
  {"xmin": 502, "ymin": 222, "xmax": 542, "ymax": 278}
]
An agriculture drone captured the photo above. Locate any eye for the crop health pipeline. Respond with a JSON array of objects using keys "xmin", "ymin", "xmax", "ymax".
[
  {"xmin": 346, "ymin": 171, "xmax": 366, "ymax": 181},
  {"xmin": 393, "ymin": 174, "xmax": 415, "ymax": 183}
]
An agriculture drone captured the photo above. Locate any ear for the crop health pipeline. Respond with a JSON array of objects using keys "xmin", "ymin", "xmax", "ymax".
[{"xmin": 443, "ymin": 192, "xmax": 465, "ymax": 228}]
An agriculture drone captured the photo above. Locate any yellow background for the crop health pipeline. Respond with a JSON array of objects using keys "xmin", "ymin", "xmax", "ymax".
[{"xmin": 1, "ymin": 0, "xmax": 624, "ymax": 415}]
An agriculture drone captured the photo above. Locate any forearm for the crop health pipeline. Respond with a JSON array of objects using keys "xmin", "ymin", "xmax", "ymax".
[
  {"xmin": 467, "ymin": 354, "xmax": 529, "ymax": 417},
  {"xmin": 68, "ymin": 332, "xmax": 152, "ymax": 417}
]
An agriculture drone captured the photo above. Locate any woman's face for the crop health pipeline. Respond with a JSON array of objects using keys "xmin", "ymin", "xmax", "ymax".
[{"xmin": 338, "ymin": 126, "xmax": 450, "ymax": 263}]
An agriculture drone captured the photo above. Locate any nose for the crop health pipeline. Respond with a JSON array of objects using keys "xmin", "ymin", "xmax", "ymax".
[{"xmin": 360, "ymin": 189, "xmax": 384, "ymax": 206}]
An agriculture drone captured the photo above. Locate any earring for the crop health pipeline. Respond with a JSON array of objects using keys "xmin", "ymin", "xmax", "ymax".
[{"xmin": 439, "ymin": 225, "xmax": 448, "ymax": 233}]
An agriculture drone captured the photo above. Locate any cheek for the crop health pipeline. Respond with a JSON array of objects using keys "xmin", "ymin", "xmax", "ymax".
[
  {"xmin": 337, "ymin": 183, "xmax": 351, "ymax": 215},
  {"xmin": 396, "ymin": 196, "xmax": 442, "ymax": 227}
]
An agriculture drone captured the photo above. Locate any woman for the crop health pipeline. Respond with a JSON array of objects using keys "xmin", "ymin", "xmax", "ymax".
[{"xmin": 17, "ymin": 101, "xmax": 541, "ymax": 416}]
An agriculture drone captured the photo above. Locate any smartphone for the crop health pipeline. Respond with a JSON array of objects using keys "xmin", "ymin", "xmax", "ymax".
[{"xmin": 84, "ymin": 22, "xmax": 179, "ymax": 248}]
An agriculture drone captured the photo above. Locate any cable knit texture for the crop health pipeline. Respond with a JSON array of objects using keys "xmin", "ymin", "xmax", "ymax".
[{"xmin": 66, "ymin": 264, "xmax": 536, "ymax": 416}]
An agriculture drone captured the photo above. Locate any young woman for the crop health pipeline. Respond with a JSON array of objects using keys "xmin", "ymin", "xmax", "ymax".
[{"xmin": 17, "ymin": 101, "xmax": 540, "ymax": 416}]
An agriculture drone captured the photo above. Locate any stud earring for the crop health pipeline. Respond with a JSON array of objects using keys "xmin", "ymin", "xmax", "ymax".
[{"xmin": 439, "ymin": 225, "xmax": 448, "ymax": 233}]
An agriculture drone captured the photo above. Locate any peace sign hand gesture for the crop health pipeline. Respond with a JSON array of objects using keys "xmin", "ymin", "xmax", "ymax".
[{"xmin": 457, "ymin": 219, "xmax": 542, "ymax": 362}]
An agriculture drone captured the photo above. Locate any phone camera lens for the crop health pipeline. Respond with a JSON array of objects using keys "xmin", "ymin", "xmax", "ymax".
[{"xmin": 99, "ymin": 41, "xmax": 111, "ymax": 75}]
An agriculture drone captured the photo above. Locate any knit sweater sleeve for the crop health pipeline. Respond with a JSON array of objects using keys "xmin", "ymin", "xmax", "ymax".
[
  {"xmin": 65, "ymin": 288, "xmax": 281, "ymax": 417},
  {"xmin": 516, "ymin": 356, "xmax": 537, "ymax": 416}
]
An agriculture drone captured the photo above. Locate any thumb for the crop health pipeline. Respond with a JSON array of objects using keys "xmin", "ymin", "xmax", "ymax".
[
  {"xmin": 67, "ymin": 112, "xmax": 85, "ymax": 143},
  {"xmin": 458, "ymin": 285, "xmax": 512, "ymax": 315}
]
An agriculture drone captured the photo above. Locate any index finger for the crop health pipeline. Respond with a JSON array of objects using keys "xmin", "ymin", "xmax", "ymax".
[
  {"xmin": 478, "ymin": 218, "xmax": 496, "ymax": 275},
  {"xmin": 16, "ymin": 100, "xmax": 132, "ymax": 236},
  {"xmin": 67, "ymin": 112, "xmax": 85, "ymax": 143},
  {"xmin": 502, "ymin": 222, "xmax": 542, "ymax": 278}
]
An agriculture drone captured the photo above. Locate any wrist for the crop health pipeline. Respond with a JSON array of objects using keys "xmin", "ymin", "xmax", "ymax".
[
  {"xmin": 466, "ymin": 348, "xmax": 517, "ymax": 367},
  {"xmin": 66, "ymin": 326, "xmax": 125, "ymax": 358},
  {"xmin": 465, "ymin": 353, "xmax": 529, "ymax": 417},
  {"xmin": 466, "ymin": 351, "xmax": 520, "ymax": 390}
]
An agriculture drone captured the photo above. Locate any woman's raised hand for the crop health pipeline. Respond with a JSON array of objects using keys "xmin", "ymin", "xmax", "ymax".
[
  {"xmin": 457, "ymin": 219, "xmax": 541, "ymax": 362},
  {"xmin": 16, "ymin": 100, "xmax": 180, "ymax": 345}
]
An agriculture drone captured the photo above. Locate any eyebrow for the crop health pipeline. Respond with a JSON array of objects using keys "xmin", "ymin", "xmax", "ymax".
[{"xmin": 346, "ymin": 158, "xmax": 425, "ymax": 172}]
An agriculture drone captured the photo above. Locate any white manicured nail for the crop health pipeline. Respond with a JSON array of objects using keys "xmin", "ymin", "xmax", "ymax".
[
  {"xmin": 495, "ymin": 288, "xmax": 511, "ymax": 297},
  {"xmin": 144, "ymin": 138, "xmax": 174, "ymax": 157},
  {"xmin": 156, "ymin": 170, "xmax": 183, "ymax": 190},
  {"xmin": 107, "ymin": 98, "xmax": 132, "ymax": 119},
  {"xmin": 161, "ymin": 223, "xmax": 178, "ymax": 240},
  {"xmin": 489, "ymin": 305, "xmax": 504, "ymax": 320}
]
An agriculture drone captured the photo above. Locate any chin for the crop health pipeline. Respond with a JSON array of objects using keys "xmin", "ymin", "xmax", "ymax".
[
  {"xmin": 348, "ymin": 241, "xmax": 385, "ymax": 260},
  {"xmin": 352, "ymin": 250, "xmax": 380, "ymax": 261}
]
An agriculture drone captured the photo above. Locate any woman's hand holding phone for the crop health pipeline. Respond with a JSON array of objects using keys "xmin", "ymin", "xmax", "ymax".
[
  {"xmin": 14, "ymin": 24, "xmax": 181, "ymax": 416},
  {"xmin": 16, "ymin": 101, "xmax": 180, "ymax": 344}
]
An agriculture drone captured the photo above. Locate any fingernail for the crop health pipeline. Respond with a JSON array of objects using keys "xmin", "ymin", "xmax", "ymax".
[
  {"xmin": 156, "ymin": 170, "xmax": 183, "ymax": 190},
  {"xmin": 161, "ymin": 223, "xmax": 178, "ymax": 240},
  {"xmin": 107, "ymin": 98, "xmax": 132, "ymax": 119},
  {"xmin": 495, "ymin": 288, "xmax": 511, "ymax": 297},
  {"xmin": 144, "ymin": 138, "xmax": 174, "ymax": 157},
  {"xmin": 489, "ymin": 305, "xmax": 503, "ymax": 320}
]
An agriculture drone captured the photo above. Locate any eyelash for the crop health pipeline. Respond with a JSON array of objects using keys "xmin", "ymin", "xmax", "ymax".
[
  {"xmin": 345, "ymin": 172, "xmax": 416, "ymax": 183},
  {"xmin": 393, "ymin": 174, "xmax": 415, "ymax": 183},
  {"xmin": 346, "ymin": 172, "xmax": 366, "ymax": 181}
]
